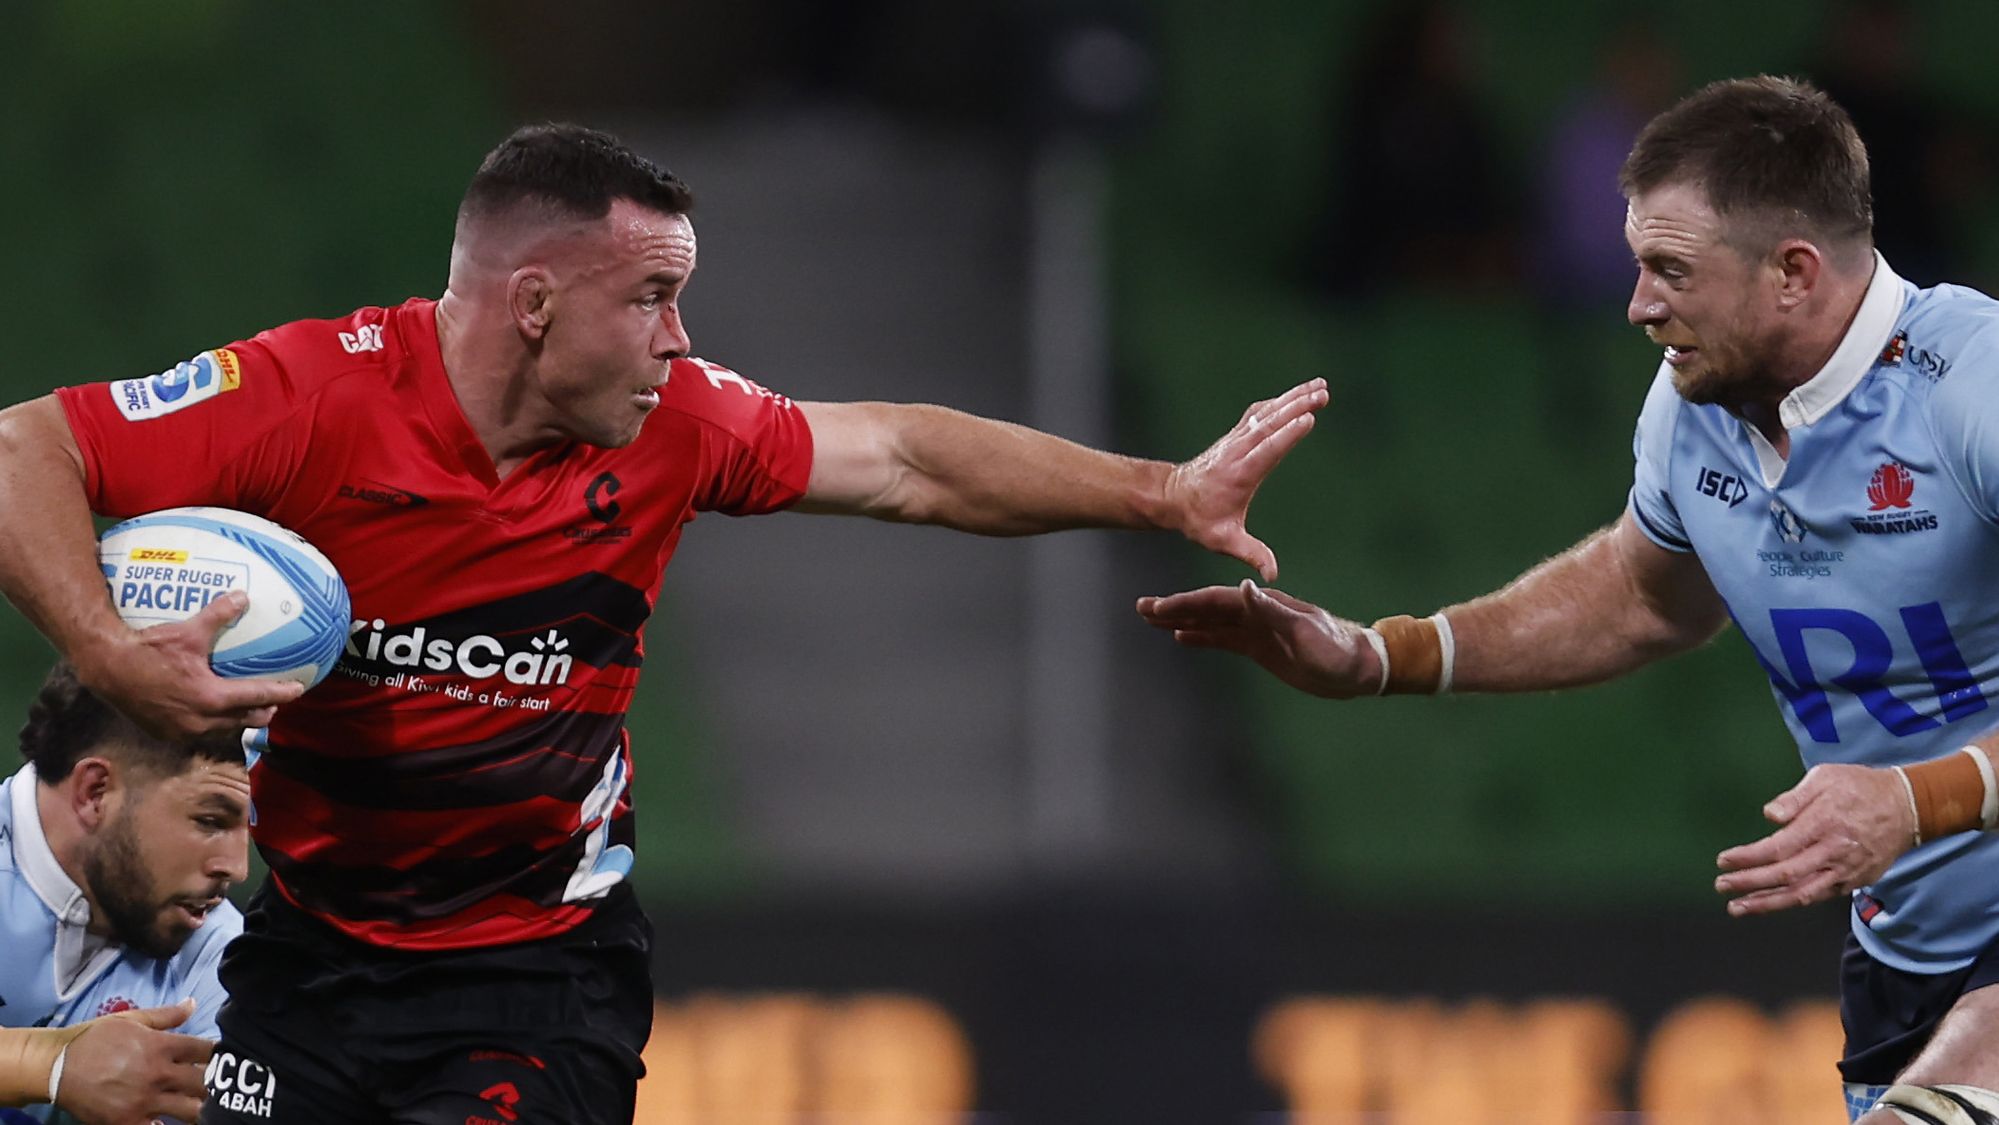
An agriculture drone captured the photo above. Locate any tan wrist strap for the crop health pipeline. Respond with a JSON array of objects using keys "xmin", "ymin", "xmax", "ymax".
[
  {"xmin": 1901, "ymin": 747, "xmax": 1998, "ymax": 845},
  {"xmin": 1370, "ymin": 615, "xmax": 1444, "ymax": 695},
  {"xmin": 0, "ymin": 1023, "xmax": 89, "ymax": 1107}
]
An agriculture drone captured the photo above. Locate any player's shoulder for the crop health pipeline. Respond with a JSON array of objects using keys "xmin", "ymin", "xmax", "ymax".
[
  {"xmin": 653, "ymin": 356, "xmax": 800, "ymax": 432},
  {"xmin": 1896, "ymin": 280, "xmax": 1999, "ymax": 378},
  {"xmin": 242, "ymin": 298, "xmax": 429, "ymax": 387}
]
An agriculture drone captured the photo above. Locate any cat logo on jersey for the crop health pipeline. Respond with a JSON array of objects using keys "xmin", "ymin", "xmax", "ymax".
[{"xmin": 109, "ymin": 349, "xmax": 243, "ymax": 421}]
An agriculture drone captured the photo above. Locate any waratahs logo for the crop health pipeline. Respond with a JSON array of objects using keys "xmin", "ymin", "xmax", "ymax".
[
  {"xmin": 1851, "ymin": 462, "xmax": 1938, "ymax": 535},
  {"xmin": 1867, "ymin": 462, "xmax": 1915, "ymax": 511}
]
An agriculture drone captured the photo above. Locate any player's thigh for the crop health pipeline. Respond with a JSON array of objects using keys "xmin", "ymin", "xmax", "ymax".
[
  {"xmin": 393, "ymin": 1041, "xmax": 639, "ymax": 1125},
  {"xmin": 1894, "ymin": 981, "xmax": 1999, "ymax": 1088},
  {"xmin": 199, "ymin": 1031, "xmax": 380, "ymax": 1125}
]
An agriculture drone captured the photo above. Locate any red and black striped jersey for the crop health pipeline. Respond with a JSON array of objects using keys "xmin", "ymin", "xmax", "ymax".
[{"xmin": 57, "ymin": 298, "xmax": 814, "ymax": 950}]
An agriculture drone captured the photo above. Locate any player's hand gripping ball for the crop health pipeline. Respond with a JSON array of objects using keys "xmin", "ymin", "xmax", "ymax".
[{"xmin": 99, "ymin": 507, "xmax": 351, "ymax": 688}]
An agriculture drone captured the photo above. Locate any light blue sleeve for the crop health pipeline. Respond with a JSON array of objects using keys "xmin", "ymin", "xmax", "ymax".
[
  {"xmin": 1627, "ymin": 364, "xmax": 1693, "ymax": 551},
  {"xmin": 1927, "ymin": 326, "xmax": 1999, "ymax": 527}
]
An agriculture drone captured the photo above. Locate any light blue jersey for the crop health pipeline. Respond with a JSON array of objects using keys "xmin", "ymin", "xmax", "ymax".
[
  {"xmin": 1630, "ymin": 254, "xmax": 1999, "ymax": 972},
  {"xmin": 0, "ymin": 763, "xmax": 240, "ymax": 1121}
]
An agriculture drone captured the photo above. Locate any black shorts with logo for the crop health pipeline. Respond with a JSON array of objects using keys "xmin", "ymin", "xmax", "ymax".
[
  {"xmin": 199, "ymin": 881, "xmax": 653, "ymax": 1125},
  {"xmin": 1839, "ymin": 929, "xmax": 1999, "ymax": 1084}
]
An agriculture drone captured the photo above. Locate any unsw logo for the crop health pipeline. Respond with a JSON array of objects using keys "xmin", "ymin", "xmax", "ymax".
[
  {"xmin": 1877, "ymin": 330, "xmax": 1952, "ymax": 381},
  {"xmin": 345, "ymin": 620, "xmax": 575, "ymax": 686},
  {"xmin": 1851, "ymin": 462, "xmax": 1938, "ymax": 535}
]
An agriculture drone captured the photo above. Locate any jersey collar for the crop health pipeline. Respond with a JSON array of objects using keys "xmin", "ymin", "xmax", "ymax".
[
  {"xmin": 9, "ymin": 763, "xmax": 123, "ymax": 997},
  {"xmin": 1775, "ymin": 251, "xmax": 1907, "ymax": 430},
  {"xmin": 8, "ymin": 762, "xmax": 86, "ymax": 923}
]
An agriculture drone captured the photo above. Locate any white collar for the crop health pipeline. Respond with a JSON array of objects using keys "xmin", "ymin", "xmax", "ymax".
[
  {"xmin": 10, "ymin": 762, "xmax": 117, "ymax": 997},
  {"xmin": 1775, "ymin": 250, "xmax": 1907, "ymax": 429},
  {"xmin": 8, "ymin": 762, "xmax": 86, "ymax": 923}
]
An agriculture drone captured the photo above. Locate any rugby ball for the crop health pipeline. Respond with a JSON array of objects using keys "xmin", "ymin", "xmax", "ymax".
[{"xmin": 98, "ymin": 507, "xmax": 350, "ymax": 688}]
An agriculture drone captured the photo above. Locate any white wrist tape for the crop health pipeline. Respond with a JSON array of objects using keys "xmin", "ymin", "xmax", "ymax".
[
  {"xmin": 1892, "ymin": 765, "xmax": 1923, "ymax": 846},
  {"xmin": 48, "ymin": 1044, "xmax": 67, "ymax": 1105},
  {"xmin": 1430, "ymin": 612, "xmax": 1456, "ymax": 695},
  {"xmin": 1962, "ymin": 745, "xmax": 1999, "ymax": 830},
  {"xmin": 1359, "ymin": 627, "xmax": 1390, "ymax": 696}
]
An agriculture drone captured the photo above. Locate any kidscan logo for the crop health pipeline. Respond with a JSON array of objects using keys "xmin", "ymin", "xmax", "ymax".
[{"xmin": 345, "ymin": 621, "xmax": 574, "ymax": 686}]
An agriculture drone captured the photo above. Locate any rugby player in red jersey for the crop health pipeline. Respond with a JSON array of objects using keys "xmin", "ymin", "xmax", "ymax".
[{"xmin": 0, "ymin": 124, "xmax": 1325, "ymax": 1124}]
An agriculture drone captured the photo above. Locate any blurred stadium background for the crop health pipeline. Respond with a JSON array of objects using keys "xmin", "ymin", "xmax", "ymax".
[{"xmin": 9, "ymin": 0, "xmax": 1999, "ymax": 1120}]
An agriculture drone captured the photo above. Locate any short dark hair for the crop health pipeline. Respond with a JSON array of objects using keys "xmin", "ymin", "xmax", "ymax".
[
  {"xmin": 458, "ymin": 123, "xmax": 694, "ymax": 228},
  {"xmin": 1620, "ymin": 75, "xmax": 1873, "ymax": 257},
  {"xmin": 19, "ymin": 663, "xmax": 244, "ymax": 784}
]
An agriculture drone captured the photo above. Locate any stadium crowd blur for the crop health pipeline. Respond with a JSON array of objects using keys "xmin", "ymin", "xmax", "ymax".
[{"xmin": 11, "ymin": 0, "xmax": 1999, "ymax": 1120}]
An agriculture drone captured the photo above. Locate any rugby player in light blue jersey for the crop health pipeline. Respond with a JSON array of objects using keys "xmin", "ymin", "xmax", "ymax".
[
  {"xmin": 0, "ymin": 662, "xmax": 247, "ymax": 1125},
  {"xmin": 1140, "ymin": 76, "xmax": 1999, "ymax": 1125}
]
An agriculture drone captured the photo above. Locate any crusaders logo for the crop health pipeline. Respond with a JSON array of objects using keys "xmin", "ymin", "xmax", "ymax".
[{"xmin": 1867, "ymin": 462, "xmax": 1915, "ymax": 510}]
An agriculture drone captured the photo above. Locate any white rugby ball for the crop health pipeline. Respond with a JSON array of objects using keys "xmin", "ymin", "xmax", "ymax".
[{"xmin": 99, "ymin": 507, "xmax": 351, "ymax": 688}]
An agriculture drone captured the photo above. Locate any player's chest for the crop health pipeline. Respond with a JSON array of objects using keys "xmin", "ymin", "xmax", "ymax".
[
  {"xmin": 1672, "ymin": 418, "xmax": 1987, "ymax": 610},
  {"xmin": 268, "ymin": 432, "xmax": 695, "ymax": 604}
]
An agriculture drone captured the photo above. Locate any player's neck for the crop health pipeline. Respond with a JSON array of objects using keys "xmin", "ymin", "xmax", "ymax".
[
  {"xmin": 1726, "ymin": 267, "xmax": 1875, "ymax": 459},
  {"xmin": 434, "ymin": 290, "xmax": 567, "ymax": 480}
]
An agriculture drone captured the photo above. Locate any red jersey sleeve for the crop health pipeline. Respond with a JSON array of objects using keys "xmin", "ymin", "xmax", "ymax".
[
  {"xmin": 664, "ymin": 357, "xmax": 815, "ymax": 515},
  {"xmin": 55, "ymin": 337, "xmax": 310, "ymax": 518}
]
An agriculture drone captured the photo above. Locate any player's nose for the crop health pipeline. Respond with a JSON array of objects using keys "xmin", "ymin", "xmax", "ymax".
[
  {"xmin": 1628, "ymin": 280, "xmax": 1669, "ymax": 327},
  {"xmin": 654, "ymin": 310, "xmax": 690, "ymax": 361}
]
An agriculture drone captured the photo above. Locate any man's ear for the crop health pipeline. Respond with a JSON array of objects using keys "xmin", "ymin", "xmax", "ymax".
[
  {"xmin": 1771, "ymin": 239, "xmax": 1825, "ymax": 311},
  {"xmin": 66, "ymin": 757, "xmax": 119, "ymax": 832},
  {"xmin": 510, "ymin": 268, "xmax": 555, "ymax": 341}
]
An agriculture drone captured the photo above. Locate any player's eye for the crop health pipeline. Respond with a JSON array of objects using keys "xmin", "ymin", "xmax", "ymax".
[{"xmin": 638, "ymin": 293, "xmax": 663, "ymax": 311}]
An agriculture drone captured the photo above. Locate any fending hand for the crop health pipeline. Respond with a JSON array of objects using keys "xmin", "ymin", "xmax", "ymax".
[
  {"xmin": 1162, "ymin": 379, "xmax": 1327, "ymax": 582},
  {"xmin": 1136, "ymin": 579, "xmax": 1378, "ymax": 698}
]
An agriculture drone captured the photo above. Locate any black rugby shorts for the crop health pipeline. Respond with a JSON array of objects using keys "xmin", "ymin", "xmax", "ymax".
[
  {"xmin": 199, "ymin": 881, "xmax": 653, "ymax": 1125},
  {"xmin": 1838, "ymin": 928, "xmax": 1999, "ymax": 1085}
]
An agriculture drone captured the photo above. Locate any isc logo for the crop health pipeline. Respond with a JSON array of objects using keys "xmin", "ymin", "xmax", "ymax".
[
  {"xmin": 1695, "ymin": 466, "xmax": 1749, "ymax": 508},
  {"xmin": 1747, "ymin": 603, "xmax": 1987, "ymax": 743}
]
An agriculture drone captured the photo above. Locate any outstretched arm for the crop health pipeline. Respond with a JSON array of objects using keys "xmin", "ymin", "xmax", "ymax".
[
  {"xmin": 0, "ymin": 396, "xmax": 300, "ymax": 739},
  {"xmin": 1136, "ymin": 511, "xmax": 1730, "ymax": 697},
  {"xmin": 795, "ymin": 379, "xmax": 1326, "ymax": 581}
]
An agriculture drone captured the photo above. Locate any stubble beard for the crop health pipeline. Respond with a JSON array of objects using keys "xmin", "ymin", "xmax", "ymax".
[{"xmin": 83, "ymin": 814, "xmax": 188, "ymax": 960}]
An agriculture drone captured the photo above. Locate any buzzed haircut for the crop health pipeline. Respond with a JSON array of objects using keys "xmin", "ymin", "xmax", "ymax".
[
  {"xmin": 458, "ymin": 123, "xmax": 694, "ymax": 229},
  {"xmin": 18, "ymin": 662, "xmax": 244, "ymax": 783},
  {"xmin": 1620, "ymin": 75, "xmax": 1873, "ymax": 257}
]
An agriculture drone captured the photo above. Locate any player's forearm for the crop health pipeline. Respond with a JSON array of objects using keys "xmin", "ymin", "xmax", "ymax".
[
  {"xmin": 0, "ymin": 1025, "xmax": 81, "ymax": 1107},
  {"xmin": 839, "ymin": 403, "xmax": 1170, "ymax": 535},
  {"xmin": 1441, "ymin": 518, "xmax": 1727, "ymax": 693},
  {"xmin": 0, "ymin": 398, "xmax": 130, "ymax": 668}
]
